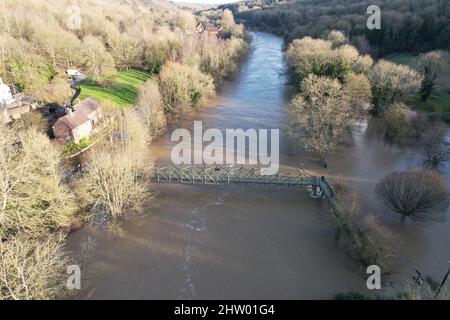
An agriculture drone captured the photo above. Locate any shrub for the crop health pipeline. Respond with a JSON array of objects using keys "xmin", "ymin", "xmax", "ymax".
[
  {"xmin": 64, "ymin": 137, "xmax": 90, "ymax": 154},
  {"xmin": 15, "ymin": 111, "xmax": 49, "ymax": 134},
  {"xmin": 422, "ymin": 125, "xmax": 450, "ymax": 168},
  {"xmin": 330, "ymin": 180, "xmax": 397, "ymax": 273},
  {"xmin": 376, "ymin": 168, "xmax": 450, "ymax": 222},
  {"xmin": 383, "ymin": 103, "xmax": 415, "ymax": 143}
]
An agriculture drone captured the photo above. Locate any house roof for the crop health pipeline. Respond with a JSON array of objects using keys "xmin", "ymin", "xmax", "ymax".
[
  {"xmin": 53, "ymin": 97, "xmax": 100, "ymax": 130},
  {"xmin": 77, "ymin": 97, "xmax": 100, "ymax": 115}
]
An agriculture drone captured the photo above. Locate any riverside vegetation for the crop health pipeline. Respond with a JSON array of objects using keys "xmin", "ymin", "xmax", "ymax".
[
  {"xmin": 0, "ymin": 0, "xmax": 248, "ymax": 300},
  {"xmin": 284, "ymin": 30, "xmax": 450, "ymax": 293}
]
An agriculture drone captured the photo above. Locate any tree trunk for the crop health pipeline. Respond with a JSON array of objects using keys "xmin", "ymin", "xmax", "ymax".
[{"xmin": 319, "ymin": 152, "xmax": 328, "ymax": 168}]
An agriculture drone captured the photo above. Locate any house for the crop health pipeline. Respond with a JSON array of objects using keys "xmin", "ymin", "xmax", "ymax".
[
  {"xmin": 0, "ymin": 77, "xmax": 16, "ymax": 106},
  {"xmin": 195, "ymin": 23, "xmax": 205, "ymax": 34},
  {"xmin": 195, "ymin": 22, "xmax": 223, "ymax": 38},
  {"xmin": 52, "ymin": 97, "xmax": 102, "ymax": 144},
  {"xmin": 0, "ymin": 77, "xmax": 37, "ymax": 122}
]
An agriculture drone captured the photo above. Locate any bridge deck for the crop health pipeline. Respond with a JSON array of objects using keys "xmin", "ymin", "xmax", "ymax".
[{"xmin": 152, "ymin": 165, "xmax": 334, "ymax": 200}]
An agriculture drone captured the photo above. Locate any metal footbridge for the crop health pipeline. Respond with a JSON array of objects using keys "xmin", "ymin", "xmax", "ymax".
[{"xmin": 152, "ymin": 164, "xmax": 334, "ymax": 200}]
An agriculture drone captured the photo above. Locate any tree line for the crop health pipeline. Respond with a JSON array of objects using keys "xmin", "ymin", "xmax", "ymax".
[
  {"xmin": 0, "ymin": 0, "xmax": 247, "ymax": 107},
  {"xmin": 226, "ymin": 0, "xmax": 450, "ymax": 57}
]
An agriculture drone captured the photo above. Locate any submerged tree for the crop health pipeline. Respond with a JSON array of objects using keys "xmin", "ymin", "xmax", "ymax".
[
  {"xmin": 368, "ymin": 60, "xmax": 422, "ymax": 114},
  {"xmin": 383, "ymin": 102, "xmax": 415, "ymax": 143},
  {"xmin": 287, "ymin": 74, "xmax": 353, "ymax": 167},
  {"xmin": 76, "ymin": 112, "xmax": 152, "ymax": 226},
  {"xmin": 375, "ymin": 168, "xmax": 450, "ymax": 222},
  {"xmin": 422, "ymin": 125, "xmax": 450, "ymax": 168},
  {"xmin": 285, "ymin": 36, "xmax": 373, "ymax": 84}
]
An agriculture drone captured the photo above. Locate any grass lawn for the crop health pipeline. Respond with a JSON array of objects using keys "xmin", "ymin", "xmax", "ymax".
[
  {"xmin": 78, "ymin": 70, "xmax": 151, "ymax": 108},
  {"xmin": 405, "ymin": 94, "xmax": 450, "ymax": 114}
]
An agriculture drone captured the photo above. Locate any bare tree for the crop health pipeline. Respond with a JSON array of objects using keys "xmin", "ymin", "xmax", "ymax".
[
  {"xmin": 383, "ymin": 102, "xmax": 415, "ymax": 143},
  {"xmin": 0, "ymin": 234, "xmax": 73, "ymax": 300},
  {"xmin": 422, "ymin": 125, "xmax": 450, "ymax": 168},
  {"xmin": 0, "ymin": 122, "xmax": 76, "ymax": 238},
  {"xmin": 327, "ymin": 30, "xmax": 348, "ymax": 48},
  {"xmin": 81, "ymin": 35, "xmax": 116, "ymax": 83},
  {"xmin": 287, "ymin": 74, "xmax": 353, "ymax": 167},
  {"xmin": 136, "ymin": 79, "xmax": 166, "ymax": 141},
  {"xmin": 375, "ymin": 168, "xmax": 450, "ymax": 222},
  {"xmin": 76, "ymin": 112, "xmax": 152, "ymax": 226}
]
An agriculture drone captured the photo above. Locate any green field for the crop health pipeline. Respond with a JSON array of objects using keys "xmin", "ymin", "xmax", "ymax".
[
  {"xmin": 405, "ymin": 94, "xmax": 450, "ymax": 113},
  {"xmin": 385, "ymin": 53, "xmax": 418, "ymax": 66},
  {"xmin": 78, "ymin": 70, "xmax": 151, "ymax": 108}
]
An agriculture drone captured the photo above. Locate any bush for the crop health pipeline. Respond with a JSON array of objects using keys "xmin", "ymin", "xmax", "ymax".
[
  {"xmin": 383, "ymin": 103, "xmax": 416, "ymax": 143},
  {"xmin": 64, "ymin": 137, "xmax": 91, "ymax": 154},
  {"xmin": 15, "ymin": 111, "xmax": 49, "ymax": 134},
  {"xmin": 422, "ymin": 125, "xmax": 450, "ymax": 168},
  {"xmin": 330, "ymin": 180, "xmax": 397, "ymax": 273},
  {"xmin": 376, "ymin": 168, "xmax": 450, "ymax": 222}
]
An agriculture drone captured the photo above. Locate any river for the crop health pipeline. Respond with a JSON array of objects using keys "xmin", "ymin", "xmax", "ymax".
[{"xmin": 68, "ymin": 32, "xmax": 450, "ymax": 300}]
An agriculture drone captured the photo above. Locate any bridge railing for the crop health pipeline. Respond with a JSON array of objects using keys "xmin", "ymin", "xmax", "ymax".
[{"xmin": 153, "ymin": 164, "xmax": 335, "ymax": 202}]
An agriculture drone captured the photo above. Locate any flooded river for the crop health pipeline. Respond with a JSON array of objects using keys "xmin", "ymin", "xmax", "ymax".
[{"xmin": 69, "ymin": 32, "xmax": 450, "ymax": 299}]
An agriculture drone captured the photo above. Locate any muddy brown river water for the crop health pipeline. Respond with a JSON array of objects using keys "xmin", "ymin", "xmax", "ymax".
[{"xmin": 68, "ymin": 32, "xmax": 450, "ymax": 299}]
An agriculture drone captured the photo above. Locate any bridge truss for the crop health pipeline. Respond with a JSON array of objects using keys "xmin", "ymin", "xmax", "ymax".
[{"xmin": 153, "ymin": 164, "xmax": 334, "ymax": 200}]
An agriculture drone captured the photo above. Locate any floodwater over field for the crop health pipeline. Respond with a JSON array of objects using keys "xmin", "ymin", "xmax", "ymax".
[{"xmin": 68, "ymin": 32, "xmax": 450, "ymax": 299}]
